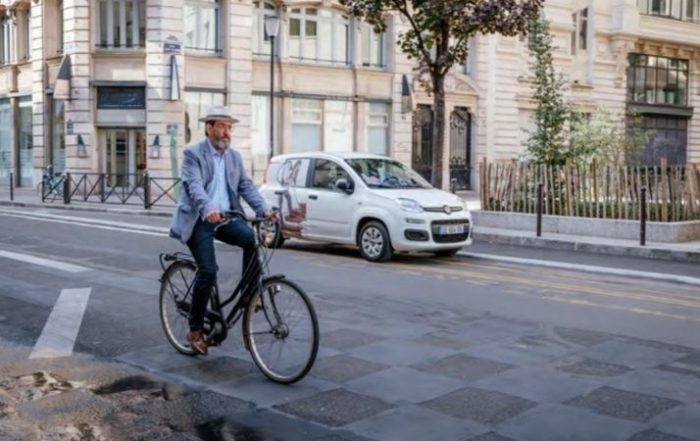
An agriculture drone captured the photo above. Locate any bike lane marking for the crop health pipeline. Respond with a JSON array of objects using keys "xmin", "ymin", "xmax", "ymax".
[
  {"xmin": 0, "ymin": 249, "xmax": 91, "ymax": 273},
  {"xmin": 29, "ymin": 288, "xmax": 91, "ymax": 359},
  {"xmin": 0, "ymin": 211, "xmax": 167, "ymax": 237}
]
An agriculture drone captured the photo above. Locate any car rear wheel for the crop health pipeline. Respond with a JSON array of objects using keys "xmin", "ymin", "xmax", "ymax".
[{"xmin": 358, "ymin": 221, "xmax": 393, "ymax": 262}]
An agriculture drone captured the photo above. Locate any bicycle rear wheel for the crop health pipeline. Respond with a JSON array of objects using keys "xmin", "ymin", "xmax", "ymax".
[
  {"xmin": 159, "ymin": 261, "xmax": 197, "ymax": 355},
  {"xmin": 244, "ymin": 277, "xmax": 319, "ymax": 384}
]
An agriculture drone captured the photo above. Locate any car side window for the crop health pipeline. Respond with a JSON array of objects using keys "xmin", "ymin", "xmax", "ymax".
[
  {"xmin": 312, "ymin": 159, "xmax": 350, "ymax": 191},
  {"xmin": 277, "ymin": 159, "xmax": 310, "ymax": 187}
]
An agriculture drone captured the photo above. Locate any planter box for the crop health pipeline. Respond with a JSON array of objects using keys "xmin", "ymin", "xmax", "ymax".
[{"xmin": 472, "ymin": 210, "xmax": 700, "ymax": 243}]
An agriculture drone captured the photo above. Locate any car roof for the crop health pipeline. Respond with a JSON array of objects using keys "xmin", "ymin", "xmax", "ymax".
[{"xmin": 269, "ymin": 152, "xmax": 390, "ymax": 163}]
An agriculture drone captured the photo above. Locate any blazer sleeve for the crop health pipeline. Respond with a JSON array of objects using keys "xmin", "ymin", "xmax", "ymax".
[
  {"xmin": 181, "ymin": 148, "xmax": 216, "ymax": 218},
  {"xmin": 235, "ymin": 151, "xmax": 268, "ymax": 216}
]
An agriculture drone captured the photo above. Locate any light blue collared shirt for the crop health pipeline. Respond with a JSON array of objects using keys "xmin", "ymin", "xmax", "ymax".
[{"xmin": 206, "ymin": 140, "xmax": 231, "ymax": 213}]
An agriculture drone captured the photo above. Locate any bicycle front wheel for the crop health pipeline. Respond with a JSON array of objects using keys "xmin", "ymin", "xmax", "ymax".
[
  {"xmin": 159, "ymin": 261, "xmax": 197, "ymax": 355},
  {"xmin": 244, "ymin": 277, "xmax": 319, "ymax": 384}
]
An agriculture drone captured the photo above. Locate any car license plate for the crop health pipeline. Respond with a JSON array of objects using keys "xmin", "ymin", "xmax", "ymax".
[{"xmin": 438, "ymin": 224, "xmax": 465, "ymax": 235}]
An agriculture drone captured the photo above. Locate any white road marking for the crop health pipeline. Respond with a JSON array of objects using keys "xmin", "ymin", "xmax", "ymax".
[
  {"xmin": 29, "ymin": 288, "xmax": 91, "ymax": 359},
  {"xmin": 459, "ymin": 251, "xmax": 700, "ymax": 287},
  {"xmin": 0, "ymin": 210, "xmax": 167, "ymax": 237},
  {"xmin": 0, "ymin": 208, "xmax": 169, "ymax": 233},
  {"xmin": 0, "ymin": 250, "xmax": 90, "ymax": 273}
]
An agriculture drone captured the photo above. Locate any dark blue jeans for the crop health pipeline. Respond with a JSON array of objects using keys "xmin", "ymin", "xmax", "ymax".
[{"xmin": 186, "ymin": 217, "xmax": 259, "ymax": 331}]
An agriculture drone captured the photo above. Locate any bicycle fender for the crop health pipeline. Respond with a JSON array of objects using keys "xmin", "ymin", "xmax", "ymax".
[{"xmin": 263, "ymin": 274, "xmax": 286, "ymax": 283}]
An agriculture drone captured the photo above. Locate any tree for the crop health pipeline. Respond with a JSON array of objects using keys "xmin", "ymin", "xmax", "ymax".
[
  {"xmin": 525, "ymin": 18, "xmax": 570, "ymax": 166},
  {"xmin": 570, "ymin": 107, "xmax": 650, "ymax": 167},
  {"xmin": 340, "ymin": 0, "xmax": 543, "ymax": 188}
]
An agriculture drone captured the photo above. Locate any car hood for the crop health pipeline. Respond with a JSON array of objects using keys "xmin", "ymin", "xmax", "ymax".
[{"xmin": 372, "ymin": 189, "xmax": 467, "ymax": 209}]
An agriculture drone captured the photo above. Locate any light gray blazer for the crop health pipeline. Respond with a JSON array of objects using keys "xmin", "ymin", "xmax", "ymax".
[{"xmin": 169, "ymin": 139, "xmax": 268, "ymax": 244}]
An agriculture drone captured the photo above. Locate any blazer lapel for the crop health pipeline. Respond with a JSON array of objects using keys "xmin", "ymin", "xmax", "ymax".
[{"xmin": 200, "ymin": 141, "xmax": 215, "ymax": 188}]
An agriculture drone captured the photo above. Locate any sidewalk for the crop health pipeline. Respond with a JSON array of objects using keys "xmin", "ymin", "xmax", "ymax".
[{"xmin": 2, "ymin": 187, "xmax": 698, "ymax": 263}]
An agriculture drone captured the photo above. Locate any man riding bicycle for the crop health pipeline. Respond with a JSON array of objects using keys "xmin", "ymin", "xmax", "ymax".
[{"xmin": 169, "ymin": 105, "xmax": 276, "ymax": 356}]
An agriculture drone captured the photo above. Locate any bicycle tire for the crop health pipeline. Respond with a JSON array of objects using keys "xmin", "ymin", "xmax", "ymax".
[
  {"xmin": 244, "ymin": 277, "xmax": 319, "ymax": 384},
  {"xmin": 159, "ymin": 261, "xmax": 197, "ymax": 355}
]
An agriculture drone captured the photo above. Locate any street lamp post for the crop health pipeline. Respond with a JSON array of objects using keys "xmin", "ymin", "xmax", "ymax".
[{"xmin": 265, "ymin": 15, "xmax": 280, "ymax": 160}]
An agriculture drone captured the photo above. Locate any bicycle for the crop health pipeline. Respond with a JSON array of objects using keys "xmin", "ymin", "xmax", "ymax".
[
  {"xmin": 158, "ymin": 210, "xmax": 319, "ymax": 384},
  {"xmin": 36, "ymin": 164, "xmax": 66, "ymax": 202}
]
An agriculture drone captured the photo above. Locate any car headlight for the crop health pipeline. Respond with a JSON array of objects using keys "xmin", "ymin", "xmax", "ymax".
[{"xmin": 397, "ymin": 198, "xmax": 423, "ymax": 213}]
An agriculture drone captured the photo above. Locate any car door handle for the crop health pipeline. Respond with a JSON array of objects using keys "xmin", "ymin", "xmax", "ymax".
[{"xmin": 308, "ymin": 194, "xmax": 318, "ymax": 200}]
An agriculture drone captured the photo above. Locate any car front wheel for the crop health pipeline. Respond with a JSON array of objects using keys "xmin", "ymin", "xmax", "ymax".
[{"xmin": 358, "ymin": 221, "xmax": 393, "ymax": 262}]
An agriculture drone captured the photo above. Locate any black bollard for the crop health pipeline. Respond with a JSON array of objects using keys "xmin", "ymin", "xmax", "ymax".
[
  {"xmin": 640, "ymin": 187, "xmax": 647, "ymax": 246},
  {"xmin": 536, "ymin": 182, "xmax": 543, "ymax": 237}
]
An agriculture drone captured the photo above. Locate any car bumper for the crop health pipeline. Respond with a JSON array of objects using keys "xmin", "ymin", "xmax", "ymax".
[{"xmin": 389, "ymin": 215, "xmax": 473, "ymax": 252}]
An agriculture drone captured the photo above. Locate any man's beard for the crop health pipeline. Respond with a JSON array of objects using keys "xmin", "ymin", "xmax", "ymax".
[{"xmin": 211, "ymin": 136, "xmax": 230, "ymax": 151}]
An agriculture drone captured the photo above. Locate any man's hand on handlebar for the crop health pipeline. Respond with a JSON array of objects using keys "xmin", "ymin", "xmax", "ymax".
[
  {"xmin": 206, "ymin": 211, "xmax": 224, "ymax": 224},
  {"xmin": 264, "ymin": 210, "xmax": 279, "ymax": 223}
]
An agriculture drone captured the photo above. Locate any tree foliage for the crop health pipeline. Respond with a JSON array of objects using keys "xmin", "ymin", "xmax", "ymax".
[
  {"xmin": 340, "ymin": 0, "xmax": 543, "ymax": 187},
  {"xmin": 525, "ymin": 18, "xmax": 570, "ymax": 166}
]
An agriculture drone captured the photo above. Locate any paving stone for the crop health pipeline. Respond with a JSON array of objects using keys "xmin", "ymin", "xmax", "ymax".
[
  {"xmin": 311, "ymin": 355, "xmax": 388, "ymax": 383},
  {"xmin": 349, "ymin": 340, "xmax": 455, "ymax": 367},
  {"xmin": 412, "ymin": 331, "xmax": 478, "ymax": 350},
  {"xmin": 609, "ymin": 368, "xmax": 700, "ymax": 404},
  {"xmin": 421, "ymin": 387, "xmax": 537, "ymax": 425},
  {"xmin": 212, "ymin": 373, "xmax": 335, "ymax": 409},
  {"xmin": 273, "ymin": 389, "xmax": 394, "ymax": 427},
  {"xmin": 414, "ymin": 353, "xmax": 514, "ymax": 383},
  {"xmin": 165, "ymin": 356, "xmax": 256, "ymax": 384},
  {"xmin": 553, "ymin": 327, "xmax": 616, "ymax": 347},
  {"xmin": 453, "ymin": 318, "xmax": 539, "ymax": 346},
  {"xmin": 581, "ymin": 341, "xmax": 682, "ymax": 370},
  {"xmin": 658, "ymin": 361, "xmax": 700, "ymax": 379},
  {"xmin": 472, "ymin": 366, "xmax": 601, "ymax": 404},
  {"xmin": 674, "ymin": 352, "xmax": 700, "ymax": 367},
  {"xmin": 626, "ymin": 429, "xmax": 696, "ymax": 441},
  {"xmin": 620, "ymin": 338, "xmax": 694, "ymax": 356},
  {"xmin": 498, "ymin": 403, "xmax": 641, "ymax": 441},
  {"xmin": 346, "ymin": 367, "xmax": 464, "ymax": 403},
  {"xmin": 117, "ymin": 345, "xmax": 204, "ymax": 371},
  {"xmin": 564, "ymin": 386, "xmax": 682, "ymax": 423},
  {"xmin": 648, "ymin": 404, "xmax": 700, "ymax": 441},
  {"xmin": 347, "ymin": 405, "xmax": 484, "ymax": 441},
  {"xmin": 321, "ymin": 329, "xmax": 387, "ymax": 351},
  {"xmin": 465, "ymin": 432, "xmax": 520, "ymax": 441},
  {"xmin": 556, "ymin": 357, "xmax": 633, "ymax": 378}
]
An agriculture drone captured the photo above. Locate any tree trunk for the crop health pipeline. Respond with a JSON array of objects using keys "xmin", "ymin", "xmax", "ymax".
[{"xmin": 431, "ymin": 73, "xmax": 445, "ymax": 189}]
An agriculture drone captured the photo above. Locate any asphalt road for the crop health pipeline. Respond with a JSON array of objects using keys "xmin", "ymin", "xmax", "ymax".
[{"xmin": 1, "ymin": 206, "xmax": 699, "ymax": 441}]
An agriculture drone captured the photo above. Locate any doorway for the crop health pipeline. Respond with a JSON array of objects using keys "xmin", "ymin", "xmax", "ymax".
[
  {"xmin": 449, "ymin": 107, "xmax": 472, "ymax": 190},
  {"xmin": 100, "ymin": 129, "xmax": 146, "ymax": 187},
  {"xmin": 411, "ymin": 105, "xmax": 433, "ymax": 183}
]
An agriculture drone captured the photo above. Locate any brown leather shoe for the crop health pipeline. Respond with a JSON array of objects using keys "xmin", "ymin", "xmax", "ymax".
[{"xmin": 187, "ymin": 330, "xmax": 208, "ymax": 356}]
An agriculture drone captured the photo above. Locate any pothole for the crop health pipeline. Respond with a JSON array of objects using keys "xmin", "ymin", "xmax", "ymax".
[{"xmin": 0, "ymin": 372, "xmax": 82, "ymax": 402}]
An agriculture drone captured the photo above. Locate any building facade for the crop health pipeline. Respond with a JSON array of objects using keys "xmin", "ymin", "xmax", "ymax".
[{"xmin": 0, "ymin": 0, "xmax": 697, "ymax": 191}]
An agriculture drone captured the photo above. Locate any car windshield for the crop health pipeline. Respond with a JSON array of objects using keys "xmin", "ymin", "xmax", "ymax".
[{"xmin": 344, "ymin": 158, "xmax": 432, "ymax": 189}]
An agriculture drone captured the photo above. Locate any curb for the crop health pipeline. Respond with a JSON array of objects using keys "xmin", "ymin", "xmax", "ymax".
[
  {"xmin": 472, "ymin": 231, "xmax": 700, "ymax": 264},
  {"xmin": 0, "ymin": 200, "xmax": 173, "ymax": 218}
]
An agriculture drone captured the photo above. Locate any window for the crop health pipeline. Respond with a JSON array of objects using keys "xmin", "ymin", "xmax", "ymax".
[
  {"xmin": 0, "ymin": 99, "xmax": 10, "ymax": 184},
  {"xmin": 367, "ymin": 102, "xmax": 389, "ymax": 155},
  {"xmin": 360, "ymin": 23, "xmax": 385, "ymax": 68},
  {"xmin": 292, "ymin": 98, "xmax": 322, "ymax": 152},
  {"xmin": 627, "ymin": 54, "xmax": 689, "ymax": 106},
  {"xmin": 185, "ymin": 0, "xmax": 221, "ymax": 54},
  {"xmin": 96, "ymin": 0, "xmax": 146, "ymax": 49},
  {"xmin": 185, "ymin": 90, "xmax": 225, "ymax": 141},
  {"xmin": 57, "ymin": 0, "xmax": 64, "ymax": 53},
  {"xmin": 253, "ymin": 1, "xmax": 278, "ymax": 56},
  {"xmin": 18, "ymin": 96, "xmax": 33, "ymax": 186},
  {"xmin": 638, "ymin": 0, "xmax": 700, "ymax": 21},
  {"xmin": 97, "ymin": 87, "xmax": 146, "ymax": 109},
  {"xmin": 51, "ymin": 98, "xmax": 66, "ymax": 173},
  {"xmin": 312, "ymin": 159, "xmax": 350, "ymax": 190},
  {"xmin": 288, "ymin": 7, "xmax": 349, "ymax": 65},
  {"xmin": 0, "ymin": 13, "xmax": 16, "ymax": 64},
  {"xmin": 324, "ymin": 100, "xmax": 352, "ymax": 152},
  {"xmin": 635, "ymin": 115, "xmax": 688, "ymax": 165},
  {"xmin": 571, "ymin": 8, "xmax": 588, "ymax": 54}
]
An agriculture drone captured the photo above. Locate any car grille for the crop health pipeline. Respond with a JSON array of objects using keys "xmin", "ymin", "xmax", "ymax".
[
  {"xmin": 431, "ymin": 219, "xmax": 470, "ymax": 243},
  {"xmin": 423, "ymin": 206, "xmax": 464, "ymax": 213}
]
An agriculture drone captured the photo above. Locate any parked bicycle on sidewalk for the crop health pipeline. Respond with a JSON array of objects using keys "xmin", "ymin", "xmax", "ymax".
[
  {"xmin": 159, "ymin": 209, "xmax": 319, "ymax": 383},
  {"xmin": 36, "ymin": 164, "xmax": 66, "ymax": 202}
]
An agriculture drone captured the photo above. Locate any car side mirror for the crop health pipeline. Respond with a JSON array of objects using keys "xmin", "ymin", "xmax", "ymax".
[{"xmin": 335, "ymin": 178, "xmax": 354, "ymax": 194}]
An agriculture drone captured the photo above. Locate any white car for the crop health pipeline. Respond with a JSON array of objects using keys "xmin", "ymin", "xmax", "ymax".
[{"xmin": 259, "ymin": 152, "xmax": 472, "ymax": 262}]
